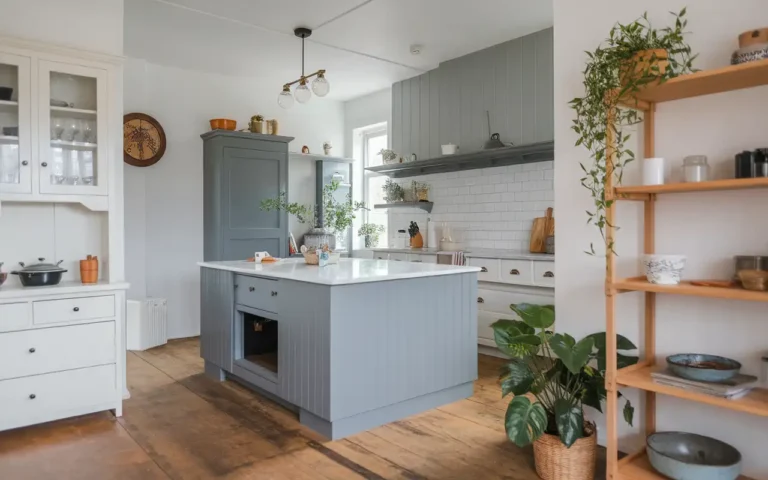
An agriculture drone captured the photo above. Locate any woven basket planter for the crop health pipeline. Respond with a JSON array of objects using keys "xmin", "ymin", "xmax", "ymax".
[{"xmin": 533, "ymin": 422, "xmax": 597, "ymax": 480}]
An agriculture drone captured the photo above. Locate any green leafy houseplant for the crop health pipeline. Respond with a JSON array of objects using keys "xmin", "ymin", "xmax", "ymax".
[
  {"xmin": 260, "ymin": 180, "xmax": 367, "ymax": 234},
  {"xmin": 357, "ymin": 223, "xmax": 384, "ymax": 248},
  {"xmin": 493, "ymin": 304, "xmax": 638, "ymax": 448},
  {"xmin": 570, "ymin": 8, "xmax": 696, "ymax": 254},
  {"xmin": 382, "ymin": 178, "xmax": 405, "ymax": 203}
]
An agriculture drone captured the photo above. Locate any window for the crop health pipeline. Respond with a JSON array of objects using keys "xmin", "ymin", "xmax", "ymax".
[{"xmin": 362, "ymin": 125, "xmax": 388, "ymax": 246}]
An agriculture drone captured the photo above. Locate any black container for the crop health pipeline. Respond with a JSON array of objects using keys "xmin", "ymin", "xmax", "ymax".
[
  {"xmin": 0, "ymin": 87, "xmax": 12, "ymax": 101},
  {"xmin": 243, "ymin": 314, "xmax": 278, "ymax": 355},
  {"xmin": 12, "ymin": 270, "xmax": 65, "ymax": 287},
  {"xmin": 757, "ymin": 148, "xmax": 768, "ymax": 177},
  {"xmin": 735, "ymin": 150, "xmax": 755, "ymax": 178}
]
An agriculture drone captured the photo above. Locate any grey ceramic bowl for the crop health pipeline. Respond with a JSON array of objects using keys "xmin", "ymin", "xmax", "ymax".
[
  {"xmin": 667, "ymin": 353, "xmax": 741, "ymax": 382},
  {"xmin": 647, "ymin": 432, "xmax": 742, "ymax": 480}
]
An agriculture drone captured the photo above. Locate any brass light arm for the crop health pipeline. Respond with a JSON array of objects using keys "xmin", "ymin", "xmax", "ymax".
[{"xmin": 283, "ymin": 69, "xmax": 326, "ymax": 89}]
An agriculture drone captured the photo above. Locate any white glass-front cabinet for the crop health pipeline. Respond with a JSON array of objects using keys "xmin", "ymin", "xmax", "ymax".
[
  {"xmin": 0, "ymin": 52, "xmax": 32, "ymax": 194},
  {"xmin": 38, "ymin": 61, "xmax": 108, "ymax": 196}
]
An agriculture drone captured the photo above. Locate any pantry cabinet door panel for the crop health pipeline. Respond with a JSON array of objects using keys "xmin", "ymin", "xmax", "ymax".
[{"xmin": 0, "ymin": 51, "xmax": 32, "ymax": 194}]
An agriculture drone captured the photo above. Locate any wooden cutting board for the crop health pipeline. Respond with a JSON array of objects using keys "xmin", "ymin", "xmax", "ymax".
[{"xmin": 529, "ymin": 208, "xmax": 554, "ymax": 253}]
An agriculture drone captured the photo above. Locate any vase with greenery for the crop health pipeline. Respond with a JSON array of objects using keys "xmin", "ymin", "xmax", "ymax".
[
  {"xmin": 382, "ymin": 178, "xmax": 405, "ymax": 203},
  {"xmin": 261, "ymin": 180, "xmax": 367, "ymax": 247},
  {"xmin": 358, "ymin": 223, "xmax": 384, "ymax": 248},
  {"xmin": 493, "ymin": 303, "xmax": 637, "ymax": 479},
  {"xmin": 379, "ymin": 149, "xmax": 398, "ymax": 165},
  {"xmin": 570, "ymin": 8, "xmax": 696, "ymax": 255}
]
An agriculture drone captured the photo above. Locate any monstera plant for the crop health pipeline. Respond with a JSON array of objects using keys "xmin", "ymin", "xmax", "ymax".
[{"xmin": 493, "ymin": 304, "xmax": 637, "ymax": 457}]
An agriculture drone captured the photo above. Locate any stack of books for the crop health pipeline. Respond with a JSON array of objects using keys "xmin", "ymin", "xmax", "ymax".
[{"xmin": 651, "ymin": 370, "xmax": 758, "ymax": 400}]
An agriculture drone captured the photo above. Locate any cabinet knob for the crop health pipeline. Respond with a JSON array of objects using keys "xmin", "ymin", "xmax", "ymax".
[
  {"xmin": 73, "ymin": 307, "xmax": 80, "ymax": 312},
  {"xmin": 248, "ymin": 286, "xmax": 255, "ymax": 292},
  {"xmin": 271, "ymin": 291, "xmax": 278, "ymax": 297},
  {"xmin": 480, "ymin": 267, "xmax": 488, "ymax": 273},
  {"xmin": 543, "ymin": 271, "xmax": 554, "ymax": 278},
  {"xmin": 477, "ymin": 297, "xmax": 484, "ymax": 303},
  {"xmin": 41, "ymin": 162, "xmax": 48, "ymax": 167},
  {"xmin": 28, "ymin": 347, "xmax": 36, "ymax": 353},
  {"xmin": 509, "ymin": 269, "xmax": 520, "ymax": 275},
  {"xmin": 21, "ymin": 160, "xmax": 28, "ymax": 166},
  {"xmin": 29, "ymin": 394, "xmax": 36, "ymax": 400}
]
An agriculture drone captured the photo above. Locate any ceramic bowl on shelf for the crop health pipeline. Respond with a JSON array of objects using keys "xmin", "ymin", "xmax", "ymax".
[
  {"xmin": 643, "ymin": 254, "xmax": 686, "ymax": 285},
  {"xmin": 209, "ymin": 118, "xmax": 237, "ymax": 131},
  {"xmin": 738, "ymin": 269, "xmax": 768, "ymax": 291},
  {"xmin": 666, "ymin": 353, "xmax": 742, "ymax": 382},
  {"xmin": 731, "ymin": 43, "xmax": 768, "ymax": 65},
  {"xmin": 647, "ymin": 432, "xmax": 742, "ymax": 480}
]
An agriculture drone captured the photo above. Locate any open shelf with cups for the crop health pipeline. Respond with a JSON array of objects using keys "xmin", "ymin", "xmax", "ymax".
[{"xmin": 603, "ymin": 59, "xmax": 768, "ymax": 480}]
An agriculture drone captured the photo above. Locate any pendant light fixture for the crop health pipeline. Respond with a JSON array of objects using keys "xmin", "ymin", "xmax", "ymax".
[{"xmin": 278, "ymin": 27, "xmax": 330, "ymax": 109}]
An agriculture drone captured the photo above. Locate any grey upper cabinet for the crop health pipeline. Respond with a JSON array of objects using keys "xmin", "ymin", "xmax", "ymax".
[
  {"xmin": 202, "ymin": 130, "xmax": 294, "ymax": 260},
  {"xmin": 392, "ymin": 27, "xmax": 553, "ymax": 161}
]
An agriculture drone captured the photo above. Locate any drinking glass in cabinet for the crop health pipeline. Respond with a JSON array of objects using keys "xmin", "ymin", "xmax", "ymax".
[
  {"xmin": 0, "ymin": 143, "xmax": 19, "ymax": 184},
  {"xmin": 66, "ymin": 149, "xmax": 81, "ymax": 185},
  {"xmin": 82, "ymin": 120, "xmax": 95, "ymax": 144},
  {"xmin": 80, "ymin": 150, "xmax": 94, "ymax": 185},
  {"xmin": 50, "ymin": 147, "xmax": 65, "ymax": 184},
  {"xmin": 51, "ymin": 118, "xmax": 65, "ymax": 140},
  {"xmin": 64, "ymin": 118, "xmax": 81, "ymax": 142}
]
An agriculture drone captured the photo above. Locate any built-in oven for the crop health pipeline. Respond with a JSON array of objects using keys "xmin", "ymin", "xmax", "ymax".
[{"xmin": 233, "ymin": 305, "xmax": 278, "ymax": 383}]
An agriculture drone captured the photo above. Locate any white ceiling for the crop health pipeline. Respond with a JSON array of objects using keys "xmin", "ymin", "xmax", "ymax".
[{"xmin": 124, "ymin": 0, "xmax": 553, "ymax": 101}]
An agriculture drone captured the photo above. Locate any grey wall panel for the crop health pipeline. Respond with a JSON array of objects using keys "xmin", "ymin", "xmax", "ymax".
[
  {"xmin": 401, "ymin": 78, "xmax": 411, "ymax": 159},
  {"xmin": 200, "ymin": 267, "xmax": 235, "ymax": 371},
  {"xmin": 419, "ymin": 73, "xmax": 430, "ymax": 161},
  {"xmin": 277, "ymin": 280, "xmax": 332, "ymax": 420},
  {"xmin": 391, "ymin": 81, "xmax": 402, "ymax": 156},
  {"xmin": 535, "ymin": 28, "xmax": 555, "ymax": 142},
  {"xmin": 521, "ymin": 34, "xmax": 537, "ymax": 145},
  {"xmin": 506, "ymin": 38, "xmax": 524, "ymax": 145},
  {"xmin": 428, "ymin": 70, "xmax": 440, "ymax": 159},
  {"xmin": 409, "ymin": 76, "xmax": 420, "ymax": 159},
  {"xmin": 328, "ymin": 273, "xmax": 478, "ymax": 421}
]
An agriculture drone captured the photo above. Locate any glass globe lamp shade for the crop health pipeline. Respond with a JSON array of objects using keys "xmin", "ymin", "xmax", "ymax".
[
  {"xmin": 278, "ymin": 86, "xmax": 294, "ymax": 109},
  {"xmin": 312, "ymin": 73, "xmax": 330, "ymax": 97},
  {"xmin": 295, "ymin": 80, "xmax": 312, "ymax": 104}
]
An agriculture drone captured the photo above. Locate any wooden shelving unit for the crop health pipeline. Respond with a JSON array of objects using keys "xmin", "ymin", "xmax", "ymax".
[{"xmin": 604, "ymin": 60, "xmax": 768, "ymax": 479}]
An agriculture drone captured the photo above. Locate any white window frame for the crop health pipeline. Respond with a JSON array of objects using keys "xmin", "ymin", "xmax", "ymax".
[{"xmin": 361, "ymin": 124, "xmax": 388, "ymax": 223}]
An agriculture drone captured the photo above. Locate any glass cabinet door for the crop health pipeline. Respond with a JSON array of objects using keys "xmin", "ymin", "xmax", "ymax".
[
  {"xmin": 38, "ymin": 60, "xmax": 107, "ymax": 195},
  {"xmin": 0, "ymin": 52, "xmax": 31, "ymax": 194}
]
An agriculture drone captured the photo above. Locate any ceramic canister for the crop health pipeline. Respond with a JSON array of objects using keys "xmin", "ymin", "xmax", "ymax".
[{"xmin": 642, "ymin": 157, "xmax": 665, "ymax": 185}]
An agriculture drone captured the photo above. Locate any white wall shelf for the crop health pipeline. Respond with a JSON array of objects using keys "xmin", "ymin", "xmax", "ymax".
[{"xmin": 374, "ymin": 202, "xmax": 434, "ymax": 213}]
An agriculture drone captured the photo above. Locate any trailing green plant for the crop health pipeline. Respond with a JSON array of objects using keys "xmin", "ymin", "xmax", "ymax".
[
  {"xmin": 382, "ymin": 178, "xmax": 405, "ymax": 203},
  {"xmin": 493, "ymin": 304, "xmax": 638, "ymax": 448},
  {"xmin": 570, "ymin": 8, "xmax": 697, "ymax": 255},
  {"xmin": 260, "ymin": 180, "xmax": 367, "ymax": 233},
  {"xmin": 357, "ymin": 223, "xmax": 385, "ymax": 248}
]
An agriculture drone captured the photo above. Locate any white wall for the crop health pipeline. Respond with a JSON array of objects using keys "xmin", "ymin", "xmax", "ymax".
[
  {"xmin": 0, "ymin": 0, "xmax": 123, "ymax": 56},
  {"xmin": 124, "ymin": 59, "xmax": 344, "ymax": 339},
  {"xmin": 344, "ymin": 88, "xmax": 392, "ymax": 158},
  {"xmin": 554, "ymin": 1, "xmax": 768, "ymax": 476}
]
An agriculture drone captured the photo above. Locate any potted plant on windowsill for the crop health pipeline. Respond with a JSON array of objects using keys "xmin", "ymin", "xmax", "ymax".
[
  {"xmin": 570, "ymin": 8, "xmax": 696, "ymax": 255},
  {"xmin": 492, "ymin": 304, "xmax": 638, "ymax": 480},
  {"xmin": 261, "ymin": 180, "xmax": 367, "ymax": 250},
  {"xmin": 358, "ymin": 223, "xmax": 384, "ymax": 248}
]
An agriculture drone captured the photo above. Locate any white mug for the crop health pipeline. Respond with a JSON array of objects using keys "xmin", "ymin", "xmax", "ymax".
[
  {"xmin": 253, "ymin": 251, "xmax": 270, "ymax": 263},
  {"xmin": 441, "ymin": 144, "xmax": 459, "ymax": 155},
  {"xmin": 642, "ymin": 157, "xmax": 665, "ymax": 185}
]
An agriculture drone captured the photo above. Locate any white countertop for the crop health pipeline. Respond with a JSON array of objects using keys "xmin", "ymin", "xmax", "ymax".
[
  {"xmin": 198, "ymin": 258, "xmax": 480, "ymax": 286},
  {"xmin": 0, "ymin": 280, "xmax": 130, "ymax": 300},
  {"xmin": 370, "ymin": 247, "xmax": 554, "ymax": 261}
]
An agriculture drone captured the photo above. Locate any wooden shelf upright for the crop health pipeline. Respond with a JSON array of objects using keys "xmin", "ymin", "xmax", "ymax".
[{"xmin": 603, "ymin": 59, "xmax": 768, "ymax": 480}]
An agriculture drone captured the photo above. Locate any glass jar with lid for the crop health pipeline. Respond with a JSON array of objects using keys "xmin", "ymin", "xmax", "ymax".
[{"xmin": 683, "ymin": 155, "xmax": 709, "ymax": 182}]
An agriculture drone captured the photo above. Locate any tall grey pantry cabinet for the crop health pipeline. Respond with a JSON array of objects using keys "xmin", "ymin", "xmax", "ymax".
[{"xmin": 201, "ymin": 130, "xmax": 295, "ymax": 260}]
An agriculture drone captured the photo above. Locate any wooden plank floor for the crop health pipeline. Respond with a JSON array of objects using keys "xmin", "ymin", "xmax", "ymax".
[{"xmin": 0, "ymin": 338, "xmax": 607, "ymax": 479}]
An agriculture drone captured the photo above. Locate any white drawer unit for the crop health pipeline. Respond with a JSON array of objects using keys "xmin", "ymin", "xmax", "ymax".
[
  {"xmin": 467, "ymin": 257, "xmax": 500, "ymax": 282},
  {"xmin": 533, "ymin": 261, "xmax": 555, "ymax": 287},
  {"xmin": 499, "ymin": 260, "xmax": 534, "ymax": 285},
  {"xmin": 0, "ymin": 302, "xmax": 32, "ymax": 332},
  {"xmin": 0, "ymin": 364, "xmax": 117, "ymax": 432},
  {"xmin": 389, "ymin": 253, "xmax": 408, "ymax": 262},
  {"xmin": 373, "ymin": 253, "xmax": 389, "ymax": 260},
  {"xmin": 0, "ymin": 321, "xmax": 115, "ymax": 381},
  {"xmin": 476, "ymin": 284, "xmax": 555, "ymax": 347},
  {"xmin": 408, "ymin": 254, "xmax": 437, "ymax": 263},
  {"xmin": 33, "ymin": 295, "xmax": 115, "ymax": 325}
]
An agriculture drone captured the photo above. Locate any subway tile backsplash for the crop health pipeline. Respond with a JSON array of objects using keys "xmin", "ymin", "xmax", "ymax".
[{"xmin": 393, "ymin": 161, "xmax": 553, "ymax": 250}]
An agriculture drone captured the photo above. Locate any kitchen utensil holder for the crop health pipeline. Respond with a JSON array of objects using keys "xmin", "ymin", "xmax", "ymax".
[{"xmin": 80, "ymin": 255, "xmax": 98, "ymax": 284}]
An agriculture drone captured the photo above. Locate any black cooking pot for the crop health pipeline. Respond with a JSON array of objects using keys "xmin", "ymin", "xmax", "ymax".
[{"xmin": 12, "ymin": 258, "xmax": 67, "ymax": 287}]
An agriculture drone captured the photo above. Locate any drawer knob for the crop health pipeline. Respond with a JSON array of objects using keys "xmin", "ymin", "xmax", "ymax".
[
  {"xmin": 509, "ymin": 269, "xmax": 520, "ymax": 275},
  {"xmin": 271, "ymin": 291, "xmax": 278, "ymax": 297},
  {"xmin": 41, "ymin": 162, "xmax": 48, "ymax": 167},
  {"xmin": 29, "ymin": 394, "xmax": 36, "ymax": 400},
  {"xmin": 543, "ymin": 271, "xmax": 554, "ymax": 278},
  {"xmin": 28, "ymin": 347, "xmax": 36, "ymax": 353},
  {"xmin": 477, "ymin": 297, "xmax": 484, "ymax": 303},
  {"xmin": 480, "ymin": 267, "xmax": 488, "ymax": 273},
  {"xmin": 22, "ymin": 160, "xmax": 28, "ymax": 166},
  {"xmin": 73, "ymin": 307, "xmax": 80, "ymax": 312},
  {"xmin": 249, "ymin": 286, "xmax": 255, "ymax": 292}
]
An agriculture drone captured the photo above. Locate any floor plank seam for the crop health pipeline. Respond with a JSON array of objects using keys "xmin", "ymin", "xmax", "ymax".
[
  {"xmin": 113, "ymin": 416, "xmax": 175, "ymax": 480},
  {"xmin": 339, "ymin": 440, "xmax": 429, "ymax": 480}
]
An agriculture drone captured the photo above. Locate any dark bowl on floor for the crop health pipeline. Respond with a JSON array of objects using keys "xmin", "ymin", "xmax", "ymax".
[
  {"xmin": 647, "ymin": 432, "xmax": 742, "ymax": 480},
  {"xmin": 0, "ymin": 86, "xmax": 12, "ymax": 101},
  {"xmin": 667, "ymin": 353, "xmax": 741, "ymax": 382},
  {"xmin": 2, "ymin": 126, "xmax": 18, "ymax": 137}
]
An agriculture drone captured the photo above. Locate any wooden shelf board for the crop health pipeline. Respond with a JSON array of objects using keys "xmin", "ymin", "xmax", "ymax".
[
  {"xmin": 614, "ymin": 277, "xmax": 768, "ymax": 302},
  {"xmin": 617, "ymin": 365, "xmax": 768, "ymax": 418},
  {"xmin": 374, "ymin": 202, "xmax": 433, "ymax": 213},
  {"xmin": 619, "ymin": 450, "xmax": 755, "ymax": 480},
  {"xmin": 615, "ymin": 177, "xmax": 768, "ymax": 195},
  {"xmin": 626, "ymin": 58, "xmax": 768, "ymax": 104}
]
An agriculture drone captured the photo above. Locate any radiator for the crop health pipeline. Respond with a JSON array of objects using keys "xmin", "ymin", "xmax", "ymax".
[{"xmin": 127, "ymin": 298, "xmax": 168, "ymax": 351}]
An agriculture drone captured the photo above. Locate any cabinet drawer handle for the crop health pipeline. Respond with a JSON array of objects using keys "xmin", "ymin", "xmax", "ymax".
[
  {"xmin": 509, "ymin": 269, "xmax": 520, "ymax": 275},
  {"xmin": 29, "ymin": 394, "xmax": 36, "ymax": 400},
  {"xmin": 480, "ymin": 267, "xmax": 488, "ymax": 273},
  {"xmin": 22, "ymin": 160, "xmax": 28, "ymax": 166},
  {"xmin": 477, "ymin": 297, "xmax": 484, "ymax": 303},
  {"xmin": 270, "ymin": 291, "xmax": 277, "ymax": 297},
  {"xmin": 73, "ymin": 307, "xmax": 80, "ymax": 312},
  {"xmin": 28, "ymin": 347, "xmax": 36, "ymax": 353},
  {"xmin": 543, "ymin": 271, "xmax": 554, "ymax": 278},
  {"xmin": 248, "ymin": 286, "xmax": 255, "ymax": 292}
]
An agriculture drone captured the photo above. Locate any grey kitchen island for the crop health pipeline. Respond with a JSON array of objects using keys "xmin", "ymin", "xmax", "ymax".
[{"xmin": 198, "ymin": 258, "xmax": 479, "ymax": 440}]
